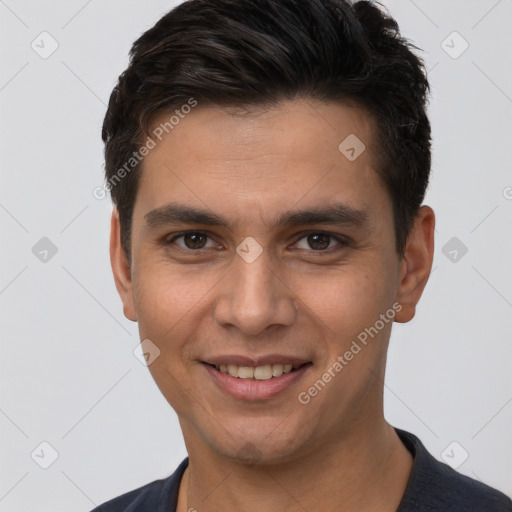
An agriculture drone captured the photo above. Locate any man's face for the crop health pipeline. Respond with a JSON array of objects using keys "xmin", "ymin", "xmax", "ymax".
[{"xmin": 113, "ymin": 99, "xmax": 415, "ymax": 463}]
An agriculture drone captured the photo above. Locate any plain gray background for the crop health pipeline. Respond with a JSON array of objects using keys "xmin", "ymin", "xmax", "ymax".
[{"xmin": 1, "ymin": 0, "xmax": 511, "ymax": 510}]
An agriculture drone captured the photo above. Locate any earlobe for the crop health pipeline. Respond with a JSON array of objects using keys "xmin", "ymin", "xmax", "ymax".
[
  {"xmin": 109, "ymin": 206, "xmax": 137, "ymax": 322},
  {"xmin": 394, "ymin": 205, "xmax": 435, "ymax": 323}
]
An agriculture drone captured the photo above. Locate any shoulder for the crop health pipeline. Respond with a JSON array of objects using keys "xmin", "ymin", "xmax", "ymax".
[
  {"xmin": 90, "ymin": 458, "xmax": 188, "ymax": 512},
  {"xmin": 396, "ymin": 429, "xmax": 512, "ymax": 512}
]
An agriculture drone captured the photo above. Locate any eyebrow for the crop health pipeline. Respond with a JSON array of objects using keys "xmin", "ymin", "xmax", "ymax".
[{"xmin": 144, "ymin": 202, "xmax": 368, "ymax": 231}]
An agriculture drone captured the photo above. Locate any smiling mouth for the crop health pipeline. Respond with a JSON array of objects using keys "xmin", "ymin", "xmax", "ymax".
[{"xmin": 205, "ymin": 362, "xmax": 311, "ymax": 381}]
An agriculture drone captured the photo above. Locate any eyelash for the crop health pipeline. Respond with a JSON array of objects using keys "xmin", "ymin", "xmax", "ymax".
[{"xmin": 163, "ymin": 230, "xmax": 351, "ymax": 254}]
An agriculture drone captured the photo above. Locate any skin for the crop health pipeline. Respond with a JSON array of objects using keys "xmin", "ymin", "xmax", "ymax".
[{"xmin": 110, "ymin": 98, "xmax": 435, "ymax": 512}]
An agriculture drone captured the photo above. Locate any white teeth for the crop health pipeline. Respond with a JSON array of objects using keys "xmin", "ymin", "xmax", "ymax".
[
  {"xmin": 227, "ymin": 364, "xmax": 238, "ymax": 377},
  {"xmin": 216, "ymin": 363, "xmax": 298, "ymax": 380},
  {"xmin": 237, "ymin": 366, "xmax": 255, "ymax": 379},
  {"xmin": 272, "ymin": 364, "xmax": 284, "ymax": 377},
  {"xmin": 254, "ymin": 365, "xmax": 272, "ymax": 380}
]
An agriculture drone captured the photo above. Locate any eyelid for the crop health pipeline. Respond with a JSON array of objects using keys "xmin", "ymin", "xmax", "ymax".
[
  {"xmin": 292, "ymin": 231, "xmax": 351, "ymax": 251},
  {"xmin": 165, "ymin": 230, "xmax": 220, "ymax": 250},
  {"xmin": 164, "ymin": 229, "xmax": 351, "ymax": 252}
]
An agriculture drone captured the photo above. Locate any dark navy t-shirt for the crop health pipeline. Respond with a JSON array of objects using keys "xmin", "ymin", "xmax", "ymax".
[{"xmin": 91, "ymin": 429, "xmax": 512, "ymax": 511}]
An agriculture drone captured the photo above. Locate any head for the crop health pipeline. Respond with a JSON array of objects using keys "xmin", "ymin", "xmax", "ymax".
[{"xmin": 105, "ymin": 0, "xmax": 434, "ymax": 464}]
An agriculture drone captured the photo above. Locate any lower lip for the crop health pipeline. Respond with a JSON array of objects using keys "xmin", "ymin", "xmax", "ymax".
[{"xmin": 202, "ymin": 363, "xmax": 312, "ymax": 401}]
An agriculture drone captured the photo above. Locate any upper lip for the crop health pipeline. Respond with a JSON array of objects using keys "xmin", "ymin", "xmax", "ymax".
[{"xmin": 203, "ymin": 354, "xmax": 311, "ymax": 368}]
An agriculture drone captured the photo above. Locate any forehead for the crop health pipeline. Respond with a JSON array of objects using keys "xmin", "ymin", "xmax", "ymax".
[{"xmin": 133, "ymin": 99, "xmax": 389, "ymax": 228}]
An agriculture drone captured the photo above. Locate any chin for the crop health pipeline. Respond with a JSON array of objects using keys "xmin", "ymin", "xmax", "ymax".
[{"xmin": 209, "ymin": 425, "xmax": 310, "ymax": 466}]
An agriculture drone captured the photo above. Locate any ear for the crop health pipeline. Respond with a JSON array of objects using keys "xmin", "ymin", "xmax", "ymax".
[
  {"xmin": 110, "ymin": 206, "xmax": 137, "ymax": 322},
  {"xmin": 394, "ymin": 205, "xmax": 435, "ymax": 323}
]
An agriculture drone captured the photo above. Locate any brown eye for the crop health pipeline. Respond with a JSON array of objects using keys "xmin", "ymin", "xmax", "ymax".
[
  {"xmin": 183, "ymin": 232, "xmax": 208, "ymax": 249},
  {"xmin": 307, "ymin": 233, "xmax": 331, "ymax": 250},
  {"xmin": 164, "ymin": 231, "xmax": 219, "ymax": 252},
  {"xmin": 294, "ymin": 232, "xmax": 349, "ymax": 253}
]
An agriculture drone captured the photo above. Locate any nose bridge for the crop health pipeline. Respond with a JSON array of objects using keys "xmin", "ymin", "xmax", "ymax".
[{"xmin": 214, "ymin": 252, "xmax": 296, "ymax": 335}]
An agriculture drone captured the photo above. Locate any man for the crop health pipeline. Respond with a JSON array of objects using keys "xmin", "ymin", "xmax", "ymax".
[{"xmin": 93, "ymin": 0, "xmax": 512, "ymax": 510}]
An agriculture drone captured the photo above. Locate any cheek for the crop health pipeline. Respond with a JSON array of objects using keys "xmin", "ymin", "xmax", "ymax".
[
  {"xmin": 131, "ymin": 263, "xmax": 211, "ymax": 412},
  {"xmin": 131, "ymin": 259, "xmax": 209, "ymax": 350},
  {"xmin": 134, "ymin": 252, "xmax": 210, "ymax": 311},
  {"xmin": 291, "ymin": 259, "xmax": 393, "ymax": 338}
]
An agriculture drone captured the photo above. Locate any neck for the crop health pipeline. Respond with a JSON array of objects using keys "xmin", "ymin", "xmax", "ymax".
[{"xmin": 177, "ymin": 419, "xmax": 413, "ymax": 512}]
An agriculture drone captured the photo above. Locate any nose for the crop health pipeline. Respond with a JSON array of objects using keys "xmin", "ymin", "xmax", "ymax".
[{"xmin": 213, "ymin": 251, "xmax": 298, "ymax": 336}]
